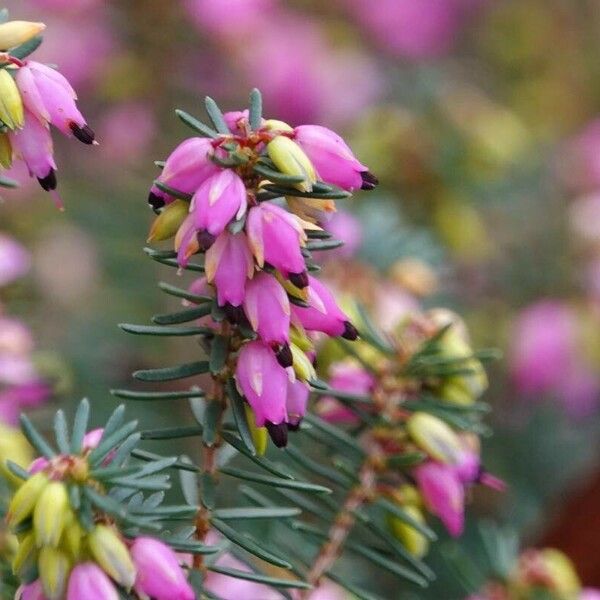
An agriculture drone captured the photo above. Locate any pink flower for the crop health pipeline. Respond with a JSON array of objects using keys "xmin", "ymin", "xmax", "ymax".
[
  {"xmin": 322, "ymin": 210, "xmax": 363, "ymax": 260},
  {"xmin": 131, "ymin": 537, "xmax": 195, "ymax": 600},
  {"xmin": 148, "ymin": 137, "xmax": 219, "ymax": 211},
  {"xmin": 16, "ymin": 60, "xmax": 94, "ymax": 143},
  {"xmin": 0, "ymin": 235, "xmax": 30, "ymax": 286},
  {"xmin": 204, "ymin": 231, "xmax": 254, "ymax": 306},
  {"xmin": 16, "ymin": 580, "xmax": 47, "ymax": 600},
  {"xmin": 294, "ymin": 125, "xmax": 375, "ymax": 191},
  {"xmin": 0, "ymin": 382, "xmax": 50, "ymax": 425},
  {"xmin": 246, "ymin": 202, "xmax": 307, "ymax": 279},
  {"xmin": 235, "ymin": 341, "xmax": 289, "ymax": 427},
  {"xmin": 286, "ymin": 379, "xmax": 309, "ymax": 428},
  {"xmin": 243, "ymin": 272, "xmax": 290, "ymax": 346},
  {"xmin": 67, "ymin": 563, "xmax": 118, "ymax": 600},
  {"xmin": 291, "ymin": 275, "xmax": 357, "ymax": 339},
  {"xmin": 414, "ymin": 461, "xmax": 465, "ymax": 537},
  {"xmin": 190, "ymin": 169, "xmax": 247, "ymax": 237}
]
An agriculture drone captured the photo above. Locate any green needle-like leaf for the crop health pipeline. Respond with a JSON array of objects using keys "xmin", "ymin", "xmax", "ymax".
[
  {"xmin": 158, "ymin": 281, "xmax": 212, "ymax": 304},
  {"xmin": 53, "ymin": 410, "xmax": 70, "ymax": 454},
  {"xmin": 20, "ymin": 413, "xmax": 55, "ymax": 458},
  {"xmin": 133, "ymin": 360, "xmax": 210, "ymax": 382},
  {"xmin": 227, "ymin": 379, "xmax": 255, "ymax": 455},
  {"xmin": 249, "ymin": 88, "xmax": 262, "ymax": 131},
  {"xmin": 152, "ymin": 305, "xmax": 212, "ymax": 325},
  {"xmin": 111, "ymin": 388, "xmax": 205, "ymax": 401},
  {"xmin": 175, "ymin": 109, "xmax": 218, "ymax": 137},
  {"xmin": 204, "ymin": 96, "xmax": 231, "ymax": 134},
  {"xmin": 207, "ymin": 565, "xmax": 311, "ymax": 590},
  {"xmin": 70, "ymin": 399, "xmax": 90, "ymax": 453},
  {"xmin": 220, "ymin": 466, "xmax": 332, "ymax": 494},
  {"xmin": 212, "ymin": 507, "xmax": 301, "ymax": 520},
  {"xmin": 119, "ymin": 324, "xmax": 210, "ymax": 337}
]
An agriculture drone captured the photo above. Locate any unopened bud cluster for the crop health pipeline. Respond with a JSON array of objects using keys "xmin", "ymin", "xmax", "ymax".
[
  {"xmin": 0, "ymin": 11, "xmax": 95, "ymax": 205},
  {"xmin": 148, "ymin": 90, "xmax": 378, "ymax": 447}
]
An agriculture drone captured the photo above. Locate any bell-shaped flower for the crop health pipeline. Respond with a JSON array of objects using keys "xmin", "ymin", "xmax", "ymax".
[
  {"xmin": 294, "ymin": 125, "xmax": 377, "ymax": 191},
  {"xmin": 413, "ymin": 461, "xmax": 465, "ymax": 537},
  {"xmin": 286, "ymin": 379, "xmax": 309, "ymax": 429},
  {"xmin": 235, "ymin": 341, "xmax": 289, "ymax": 427},
  {"xmin": 131, "ymin": 537, "xmax": 195, "ymax": 600},
  {"xmin": 291, "ymin": 275, "xmax": 358, "ymax": 339},
  {"xmin": 148, "ymin": 137, "xmax": 220, "ymax": 211},
  {"xmin": 67, "ymin": 563, "xmax": 119, "ymax": 600},
  {"xmin": 190, "ymin": 169, "xmax": 247, "ymax": 237},
  {"xmin": 205, "ymin": 230, "xmax": 254, "ymax": 307},
  {"xmin": 16, "ymin": 61, "xmax": 94, "ymax": 143},
  {"xmin": 243, "ymin": 272, "xmax": 290, "ymax": 346},
  {"xmin": 246, "ymin": 202, "xmax": 307, "ymax": 278}
]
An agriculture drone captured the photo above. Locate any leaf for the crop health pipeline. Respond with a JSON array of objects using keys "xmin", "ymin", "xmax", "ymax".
[
  {"xmin": 220, "ymin": 466, "xmax": 331, "ymax": 494},
  {"xmin": 311, "ymin": 387, "xmax": 372, "ymax": 404},
  {"xmin": 130, "ymin": 449, "xmax": 198, "ymax": 472},
  {"xmin": 144, "ymin": 248, "xmax": 205, "ymax": 273},
  {"xmin": 20, "ymin": 413, "xmax": 55, "ymax": 458},
  {"xmin": 203, "ymin": 400, "xmax": 223, "ymax": 447},
  {"xmin": 102, "ymin": 405, "xmax": 126, "ymax": 441},
  {"xmin": 262, "ymin": 183, "xmax": 351, "ymax": 200},
  {"xmin": 201, "ymin": 472, "xmax": 216, "ymax": 510},
  {"xmin": 111, "ymin": 388, "xmax": 205, "ymax": 401},
  {"xmin": 207, "ymin": 565, "xmax": 311, "ymax": 590},
  {"xmin": 53, "ymin": 410, "xmax": 70, "ymax": 454},
  {"xmin": 386, "ymin": 451, "xmax": 427, "ymax": 469},
  {"xmin": 70, "ymin": 398, "xmax": 90, "ymax": 453},
  {"xmin": 248, "ymin": 88, "xmax": 262, "ymax": 131},
  {"xmin": 152, "ymin": 305, "xmax": 212, "ymax": 325},
  {"xmin": 227, "ymin": 379, "xmax": 255, "ymax": 455},
  {"xmin": 111, "ymin": 433, "xmax": 142, "ymax": 466},
  {"xmin": 68, "ymin": 485, "xmax": 81, "ymax": 511},
  {"xmin": 175, "ymin": 109, "xmax": 218, "ymax": 138},
  {"xmin": 108, "ymin": 474, "xmax": 171, "ymax": 492},
  {"xmin": 153, "ymin": 179, "xmax": 193, "ymax": 201},
  {"xmin": 5, "ymin": 460, "xmax": 28, "ymax": 480},
  {"xmin": 209, "ymin": 335, "xmax": 228, "ymax": 375},
  {"xmin": 326, "ymin": 571, "xmax": 386, "ymax": 600},
  {"xmin": 204, "ymin": 96, "xmax": 231, "ymax": 134},
  {"xmin": 119, "ymin": 323, "xmax": 210, "ymax": 337},
  {"xmin": 285, "ymin": 445, "xmax": 352, "ymax": 487},
  {"xmin": 302, "ymin": 413, "xmax": 364, "ymax": 456},
  {"xmin": 212, "ymin": 507, "xmax": 301, "ymax": 520},
  {"xmin": 141, "ymin": 425, "xmax": 203, "ymax": 440},
  {"xmin": 158, "ymin": 281, "xmax": 212, "ymax": 304},
  {"xmin": 83, "ymin": 485, "xmax": 127, "ymax": 520},
  {"xmin": 10, "ymin": 36, "xmax": 43, "ymax": 60},
  {"xmin": 210, "ymin": 518, "xmax": 292, "ymax": 569},
  {"xmin": 0, "ymin": 174, "xmax": 18, "ymax": 188},
  {"xmin": 253, "ymin": 163, "xmax": 306, "ymax": 185},
  {"xmin": 88, "ymin": 420, "xmax": 139, "ymax": 466},
  {"xmin": 133, "ymin": 360, "xmax": 210, "ymax": 382},
  {"xmin": 160, "ymin": 537, "xmax": 219, "ymax": 554},
  {"xmin": 179, "ymin": 457, "xmax": 199, "ymax": 507},
  {"xmin": 376, "ymin": 498, "xmax": 437, "ymax": 541},
  {"xmin": 305, "ymin": 239, "xmax": 344, "ymax": 252},
  {"xmin": 355, "ymin": 303, "xmax": 396, "ymax": 355}
]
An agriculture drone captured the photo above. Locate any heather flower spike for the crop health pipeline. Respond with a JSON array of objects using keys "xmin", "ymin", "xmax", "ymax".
[{"xmin": 0, "ymin": 10, "xmax": 95, "ymax": 203}]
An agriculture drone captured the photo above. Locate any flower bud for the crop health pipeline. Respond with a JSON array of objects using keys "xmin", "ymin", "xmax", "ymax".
[
  {"xmin": 67, "ymin": 562, "xmax": 119, "ymax": 600},
  {"xmin": 290, "ymin": 343, "xmax": 316, "ymax": 382},
  {"xmin": 38, "ymin": 546, "xmax": 70, "ymax": 600},
  {"xmin": 386, "ymin": 505, "xmax": 429, "ymax": 558},
  {"xmin": 16, "ymin": 579, "xmax": 45, "ymax": 600},
  {"xmin": 539, "ymin": 549, "xmax": 581, "ymax": 597},
  {"xmin": 406, "ymin": 412, "xmax": 463, "ymax": 464},
  {"xmin": 147, "ymin": 200, "xmax": 190, "ymax": 242},
  {"xmin": 263, "ymin": 119, "xmax": 293, "ymax": 133},
  {"xmin": 0, "ymin": 21, "xmax": 45, "ymax": 50},
  {"xmin": 0, "ymin": 132, "xmax": 12, "ymax": 168},
  {"xmin": 88, "ymin": 525, "xmax": 136, "ymax": 589},
  {"xmin": 244, "ymin": 403, "xmax": 268, "ymax": 456},
  {"xmin": 289, "ymin": 324, "xmax": 314, "ymax": 353},
  {"xmin": 62, "ymin": 513, "xmax": 83, "ymax": 559},
  {"xmin": 0, "ymin": 68, "xmax": 24, "ymax": 129},
  {"xmin": 7, "ymin": 472, "xmax": 49, "ymax": 527},
  {"xmin": 33, "ymin": 481, "xmax": 69, "ymax": 548},
  {"xmin": 267, "ymin": 135, "xmax": 317, "ymax": 193},
  {"xmin": 12, "ymin": 532, "xmax": 37, "ymax": 579}
]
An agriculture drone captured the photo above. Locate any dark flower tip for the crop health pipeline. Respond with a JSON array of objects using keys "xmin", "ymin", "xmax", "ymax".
[
  {"xmin": 266, "ymin": 421, "xmax": 288, "ymax": 448},
  {"xmin": 275, "ymin": 343, "xmax": 293, "ymax": 368},
  {"xmin": 287, "ymin": 418, "xmax": 302, "ymax": 431},
  {"xmin": 69, "ymin": 122, "xmax": 96, "ymax": 145},
  {"xmin": 360, "ymin": 171, "xmax": 379, "ymax": 191},
  {"xmin": 289, "ymin": 271, "xmax": 309, "ymax": 289},
  {"xmin": 341, "ymin": 321, "xmax": 359, "ymax": 341},
  {"xmin": 197, "ymin": 230, "xmax": 216, "ymax": 251},
  {"xmin": 37, "ymin": 169, "xmax": 57, "ymax": 191},
  {"xmin": 148, "ymin": 191, "xmax": 166, "ymax": 214},
  {"xmin": 223, "ymin": 303, "xmax": 246, "ymax": 325}
]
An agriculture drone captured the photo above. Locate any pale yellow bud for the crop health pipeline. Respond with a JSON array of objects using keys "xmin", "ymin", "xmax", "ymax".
[
  {"xmin": 406, "ymin": 412, "xmax": 463, "ymax": 464},
  {"xmin": 88, "ymin": 524, "xmax": 136, "ymax": 589},
  {"xmin": 540, "ymin": 548, "xmax": 581, "ymax": 597},
  {"xmin": 12, "ymin": 532, "xmax": 37, "ymax": 579},
  {"xmin": 0, "ymin": 21, "xmax": 45, "ymax": 50},
  {"xmin": 147, "ymin": 199, "xmax": 189, "ymax": 242},
  {"xmin": 0, "ymin": 132, "xmax": 12, "ymax": 168},
  {"xmin": 60, "ymin": 510, "xmax": 82, "ymax": 559},
  {"xmin": 244, "ymin": 403, "xmax": 268, "ymax": 456},
  {"xmin": 0, "ymin": 69, "xmax": 23, "ymax": 129},
  {"xmin": 33, "ymin": 481, "xmax": 69, "ymax": 548},
  {"xmin": 38, "ymin": 546, "xmax": 70, "ymax": 600},
  {"xmin": 0, "ymin": 423, "xmax": 32, "ymax": 484},
  {"xmin": 289, "ymin": 325, "xmax": 314, "ymax": 353},
  {"xmin": 263, "ymin": 119, "xmax": 293, "ymax": 133},
  {"xmin": 386, "ymin": 506, "xmax": 429, "ymax": 558},
  {"xmin": 267, "ymin": 136, "xmax": 317, "ymax": 193},
  {"xmin": 7, "ymin": 472, "xmax": 49, "ymax": 527},
  {"xmin": 290, "ymin": 343, "xmax": 316, "ymax": 383}
]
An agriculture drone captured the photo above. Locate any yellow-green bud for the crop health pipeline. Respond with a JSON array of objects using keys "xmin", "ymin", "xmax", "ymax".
[
  {"xmin": 33, "ymin": 481, "xmax": 69, "ymax": 548},
  {"xmin": 0, "ymin": 423, "xmax": 33, "ymax": 485},
  {"xmin": 540, "ymin": 548, "xmax": 581, "ymax": 597},
  {"xmin": 88, "ymin": 524, "xmax": 136, "ymax": 589},
  {"xmin": 406, "ymin": 412, "xmax": 463, "ymax": 464},
  {"xmin": 147, "ymin": 199, "xmax": 189, "ymax": 242},
  {"xmin": 7, "ymin": 472, "xmax": 49, "ymax": 527},
  {"xmin": 290, "ymin": 343, "xmax": 316, "ymax": 382},
  {"xmin": 61, "ymin": 511, "xmax": 83, "ymax": 559},
  {"xmin": 289, "ymin": 325, "xmax": 314, "ymax": 353},
  {"xmin": 267, "ymin": 136, "xmax": 317, "ymax": 193},
  {"xmin": 12, "ymin": 532, "xmax": 37, "ymax": 579},
  {"xmin": 386, "ymin": 506, "xmax": 429, "ymax": 559},
  {"xmin": 263, "ymin": 119, "xmax": 293, "ymax": 133},
  {"xmin": 38, "ymin": 546, "xmax": 70, "ymax": 600},
  {"xmin": 245, "ymin": 404, "xmax": 268, "ymax": 456},
  {"xmin": 0, "ymin": 69, "xmax": 23, "ymax": 129},
  {"xmin": 0, "ymin": 132, "xmax": 12, "ymax": 168},
  {"xmin": 0, "ymin": 21, "xmax": 45, "ymax": 50}
]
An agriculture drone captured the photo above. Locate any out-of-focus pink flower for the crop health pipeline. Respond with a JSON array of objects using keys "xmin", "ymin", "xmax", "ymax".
[
  {"xmin": 580, "ymin": 590, "xmax": 600, "ymax": 600},
  {"xmin": 98, "ymin": 102, "xmax": 155, "ymax": 164},
  {"xmin": 17, "ymin": 579, "xmax": 47, "ymax": 600},
  {"xmin": 322, "ymin": 210, "xmax": 363, "ymax": 260},
  {"xmin": 235, "ymin": 340, "xmax": 289, "ymax": 427},
  {"xmin": 291, "ymin": 275, "xmax": 357, "ymax": 339},
  {"xmin": 131, "ymin": 537, "xmax": 195, "ymax": 600},
  {"xmin": 373, "ymin": 283, "xmax": 419, "ymax": 333},
  {"xmin": 0, "ymin": 317, "xmax": 34, "ymax": 355},
  {"xmin": 0, "ymin": 234, "xmax": 30, "ymax": 286},
  {"xmin": 184, "ymin": 0, "xmax": 276, "ymax": 36},
  {"xmin": 559, "ymin": 119, "xmax": 600, "ymax": 191},
  {"xmin": 286, "ymin": 379, "xmax": 309, "ymax": 428},
  {"xmin": 66, "ymin": 562, "xmax": 118, "ymax": 600},
  {"xmin": 0, "ymin": 381, "xmax": 49, "ymax": 425},
  {"xmin": 27, "ymin": 0, "xmax": 101, "ymax": 11}
]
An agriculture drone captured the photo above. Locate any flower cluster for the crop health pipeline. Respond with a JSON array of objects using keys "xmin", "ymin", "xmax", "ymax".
[
  {"xmin": 0, "ymin": 13, "xmax": 95, "ymax": 206},
  {"xmin": 6, "ymin": 403, "xmax": 195, "ymax": 600},
  {"xmin": 147, "ymin": 90, "xmax": 377, "ymax": 446}
]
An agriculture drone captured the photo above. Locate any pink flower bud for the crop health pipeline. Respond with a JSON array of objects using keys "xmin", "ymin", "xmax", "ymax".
[
  {"xmin": 291, "ymin": 275, "xmax": 357, "ymax": 339},
  {"xmin": 204, "ymin": 231, "xmax": 254, "ymax": 306},
  {"xmin": 190, "ymin": 169, "xmax": 247, "ymax": 236},
  {"xmin": 17, "ymin": 579, "xmax": 47, "ymax": 600},
  {"xmin": 148, "ymin": 137, "xmax": 219, "ymax": 211},
  {"xmin": 131, "ymin": 537, "xmax": 194, "ymax": 600},
  {"xmin": 286, "ymin": 379, "xmax": 309, "ymax": 428},
  {"xmin": 243, "ymin": 272, "xmax": 290, "ymax": 346},
  {"xmin": 294, "ymin": 124, "xmax": 376, "ymax": 191},
  {"xmin": 16, "ymin": 61, "xmax": 94, "ymax": 143},
  {"xmin": 0, "ymin": 234, "xmax": 30, "ymax": 286},
  {"xmin": 67, "ymin": 563, "xmax": 119, "ymax": 600},
  {"xmin": 235, "ymin": 341, "xmax": 289, "ymax": 427},
  {"xmin": 83, "ymin": 427, "xmax": 104, "ymax": 451},
  {"xmin": 414, "ymin": 461, "xmax": 464, "ymax": 537},
  {"xmin": 247, "ymin": 203, "xmax": 307, "ymax": 278}
]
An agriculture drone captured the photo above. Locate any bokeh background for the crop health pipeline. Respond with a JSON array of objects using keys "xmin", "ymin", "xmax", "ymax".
[{"xmin": 2, "ymin": 0, "xmax": 600, "ymax": 595}]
